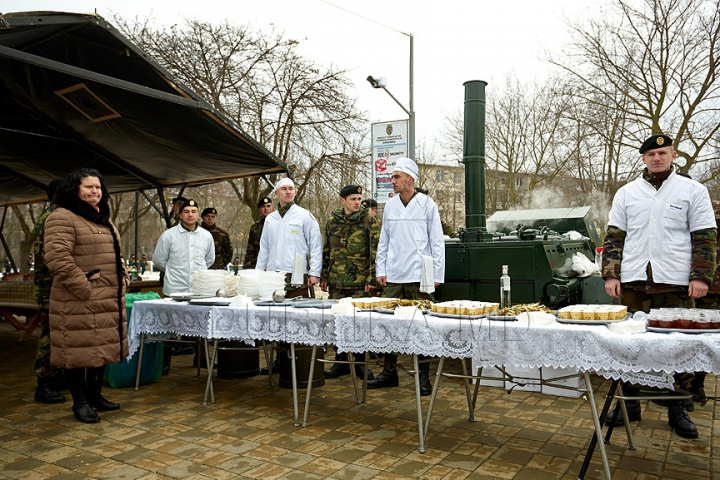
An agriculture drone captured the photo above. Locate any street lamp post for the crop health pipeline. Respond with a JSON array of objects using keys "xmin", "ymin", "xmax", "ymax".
[{"xmin": 367, "ymin": 34, "xmax": 415, "ymax": 160}]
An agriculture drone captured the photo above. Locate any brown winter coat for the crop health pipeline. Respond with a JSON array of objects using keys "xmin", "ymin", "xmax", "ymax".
[{"xmin": 44, "ymin": 192, "xmax": 129, "ymax": 369}]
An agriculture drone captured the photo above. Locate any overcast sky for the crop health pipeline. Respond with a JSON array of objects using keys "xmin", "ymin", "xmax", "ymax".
[{"xmin": 4, "ymin": 0, "xmax": 598, "ymax": 152}]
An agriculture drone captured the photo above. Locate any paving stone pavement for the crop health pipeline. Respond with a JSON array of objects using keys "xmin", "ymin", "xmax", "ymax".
[{"xmin": 0, "ymin": 321, "xmax": 717, "ymax": 479}]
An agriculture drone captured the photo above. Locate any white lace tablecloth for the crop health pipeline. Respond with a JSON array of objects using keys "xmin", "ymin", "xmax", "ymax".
[
  {"xmin": 334, "ymin": 312, "xmax": 720, "ymax": 389},
  {"xmin": 129, "ymin": 301, "xmax": 337, "ymax": 360},
  {"xmin": 128, "ymin": 299, "xmax": 213, "ymax": 359}
]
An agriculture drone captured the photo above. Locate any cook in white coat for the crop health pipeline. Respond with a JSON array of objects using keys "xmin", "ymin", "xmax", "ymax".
[
  {"xmin": 256, "ymin": 178, "xmax": 322, "ymax": 292},
  {"xmin": 153, "ymin": 199, "xmax": 215, "ymax": 296}
]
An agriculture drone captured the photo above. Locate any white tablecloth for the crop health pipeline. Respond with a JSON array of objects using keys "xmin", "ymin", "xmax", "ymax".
[
  {"xmin": 334, "ymin": 311, "xmax": 720, "ymax": 389},
  {"xmin": 130, "ymin": 302, "xmax": 720, "ymax": 389}
]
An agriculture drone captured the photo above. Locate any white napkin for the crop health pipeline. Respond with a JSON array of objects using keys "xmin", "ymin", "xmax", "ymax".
[
  {"xmin": 290, "ymin": 253, "xmax": 305, "ymax": 287},
  {"xmin": 516, "ymin": 312, "xmax": 556, "ymax": 325},
  {"xmin": 419, "ymin": 255, "xmax": 435, "ymax": 293},
  {"xmin": 394, "ymin": 306, "xmax": 423, "ymax": 319},
  {"xmin": 330, "ymin": 303, "xmax": 355, "ymax": 314},
  {"xmin": 607, "ymin": 320, "xmax": 646, "ymax": 334},
  {"xmin": 230, "ymin": 295, "xmax": 252, "ymax": 306}
]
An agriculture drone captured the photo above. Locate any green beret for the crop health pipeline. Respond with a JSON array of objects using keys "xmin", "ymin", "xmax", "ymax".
[
  {"xmin": 201, "ymin": 207, "xmax": 217, "ymax": 217},
  {"xmin": 257, "ymin": 196, "xmax": 272, "ymax": 208},
  {"xmin": 179, "ymin": 199, "xmax": 199, "ymax": 212},
  {"xmin": 340, "ymin": 185, "xmax": 362, "ymax": 198},
  {"xmin": 639, "ymin": 134, "xmax": 673, "ymax": 154}
]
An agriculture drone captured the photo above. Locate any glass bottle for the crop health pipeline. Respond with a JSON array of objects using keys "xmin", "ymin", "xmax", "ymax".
[{"xmin": 500, "ymin": 265, "xmax": 511, "ymax": 310}]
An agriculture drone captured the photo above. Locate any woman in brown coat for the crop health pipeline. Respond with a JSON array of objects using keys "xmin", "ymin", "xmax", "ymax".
[{"xmin": 44, "ymin": 168, "xmax": 129, "ymax": 423}]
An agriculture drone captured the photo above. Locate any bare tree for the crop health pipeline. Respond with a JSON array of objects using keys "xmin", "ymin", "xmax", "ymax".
[
  {"xmin": 553, "ymin": 0, "xmax": 720, "ymax": 178},
  {"xmin": 114, "ymin": 16, "xmax": 368, "ymax": 220}
]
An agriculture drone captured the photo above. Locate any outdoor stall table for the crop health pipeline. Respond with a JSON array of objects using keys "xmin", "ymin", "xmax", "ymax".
[
  {"xmin": 129, "ymin": 299, "xmax": 336, "ymax": 424},
  {"xmin": 332, "ymin": 312, "xmax": 720, "ymax": 479}
]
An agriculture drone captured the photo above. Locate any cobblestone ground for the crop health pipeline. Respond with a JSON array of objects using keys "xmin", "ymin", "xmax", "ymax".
[{"xmin": 0, "ymin": 321, "xmax": 717, "ymax": 479}]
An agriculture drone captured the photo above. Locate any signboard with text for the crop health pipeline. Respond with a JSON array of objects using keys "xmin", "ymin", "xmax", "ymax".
[{"xmin": 371, "ymin": 120, "xmax": 408, "ymax": 204}]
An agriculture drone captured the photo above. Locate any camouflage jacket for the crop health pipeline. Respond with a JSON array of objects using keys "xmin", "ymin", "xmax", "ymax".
[
  {"xmin": 32, "ymin": 206, "xmax": 53, "ymax": 309},
  {"xmin": 201, "ymin": 223, "xmax": 233, "ymax": 270},
  {"xmin": 243, "ymin": 216, "xmax": 266, "ymax": 270},
  {"xmin": 321, "ymin": 207, "xmax": 380, "ymax": 289}
]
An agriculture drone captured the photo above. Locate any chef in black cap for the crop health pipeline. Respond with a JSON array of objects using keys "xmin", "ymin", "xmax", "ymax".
[{"xmin": 601, "ymin": 133, "xmax": 717, "ymax": 438}]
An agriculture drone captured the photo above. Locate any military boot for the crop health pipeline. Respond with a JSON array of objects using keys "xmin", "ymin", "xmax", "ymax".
[
  {"xmin": 324, "ymin": 352, "xmax": 351, "ymax": 379},
  {"xmin": 668, "ymin": 400, "xmax": 698, "ymax": 439},
  {"xmin": 34, "ymin": 376, "xmax": 66, "ymax": 404},
  {"xmin": 604, "ymin": 400, "xmax": 642, "ymax": 426},
  {"xmin": 418, "ymin": 360, "xmax": 432, "ymax": 396},
  {"xmin": 686, "ymin": 372, "xmax": 707, "ymax": 411},
  {"xmin": 162, "ymin": 344, "xmax": 172, "ymax": 376},
  {"xmin": 365, "ymin": 354, "xmax": 398, "ymax": 389}
]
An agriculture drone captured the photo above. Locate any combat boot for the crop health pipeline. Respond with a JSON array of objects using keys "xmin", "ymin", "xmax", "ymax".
[
  {"xmin": 605, "ymin": 400, "xmax": 641, "ymax": 426},
  {"xmin": 668, "ymin": 400, "xmax": 698, "ymax": 439},
  {"xmin": 324, "ymin": 352, "xmax": 351, "ymax": 378},
  {"xmin": 418, "ymin": 361, "xmax": 432, "ymax": 396},
  {"xmin": 34, "ymin": 376, "xmax": 66, "ymax": 404},
  {"xmin": 365, "ymin": 354, "xmax": 398, "ymax": 389}
]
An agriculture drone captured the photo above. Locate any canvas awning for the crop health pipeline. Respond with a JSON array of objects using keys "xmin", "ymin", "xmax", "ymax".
[{"xmin": 0, "ymin": 11, "xmax": 287, "ymax": 206}]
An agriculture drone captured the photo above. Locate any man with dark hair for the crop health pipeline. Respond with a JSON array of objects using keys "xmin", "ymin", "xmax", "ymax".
[
  {"xmin": 361, "ymin": 198, "xmax": 378, "ymax": 218},
  {"xmin": 201, "ymin": 207, "xmax": 233, "ymax": 270},
  {"xmin": 321, "ymin": 185, "xmax": 378, "ymax": 379},
  {"xmin": 602, "ymin": 134, "xmax": 717, "ymax": 439},
  {"xmin": 153, "ymin": 199, "xmax": 215, "ymax": 374},
  {"xmin": 33, "ymin": 179, "xmax": 67, "ymax": 404},
  {"xmin": 243, "ymin": 197, "xmax": 274, "ymax": 270}
]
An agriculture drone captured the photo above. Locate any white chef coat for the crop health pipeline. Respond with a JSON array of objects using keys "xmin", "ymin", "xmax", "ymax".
[
  {"xmin": 256, "ymin": 204, "xmax": 322, "ymax": 277},
  {"xmin": 376, "ymin": 192, "xmax": 445, "ymax": 284},
  {"xmin": 153, "ymin": 223, "xmax": 215, "ymax": 295},
  {"xmin": 608, "ymin": 170, "xmax": 715, "ymax": 285}
]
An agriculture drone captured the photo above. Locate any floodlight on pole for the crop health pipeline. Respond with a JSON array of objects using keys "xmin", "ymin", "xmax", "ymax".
[{"xmin": 367, "ymin": 34, "xmax": 415, "ymax": 160}]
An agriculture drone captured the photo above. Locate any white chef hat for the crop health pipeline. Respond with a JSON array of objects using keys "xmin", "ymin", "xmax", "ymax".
[
  {"xmin": 393, "ymin": 157, "xmax": 418, "ymax": 182},
  {"xmin": 272, "ymin": 177, "xmax": 295, "ymax": 195}
]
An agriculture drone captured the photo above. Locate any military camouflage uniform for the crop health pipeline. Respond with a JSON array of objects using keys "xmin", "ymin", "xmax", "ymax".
[
  {"xmin": 202, "ymin": 223, "xmax": 233, "ymax": 270},
  {"xmin": 32, "ymin": 207, "xmax": 60, "ymax": 379},
  {"xmin": 321, "ymin": 207, "xmax": 380, "ymax": 299},
  {"xmin": 602, "ymin": 167, "xmax": 717, "ymax": 393},
  {"xmin": 243, "ymin": 216, "xmax": 266, "ymax": 270},
  {"xmin": 441, "ymin": 221, "xmax": 457, "ymax": 238}
]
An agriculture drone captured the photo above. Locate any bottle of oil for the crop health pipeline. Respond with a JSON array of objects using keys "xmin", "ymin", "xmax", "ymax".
[{"xmin": 500, "ymin": 265, "xmax": 511, "ymax": 310}]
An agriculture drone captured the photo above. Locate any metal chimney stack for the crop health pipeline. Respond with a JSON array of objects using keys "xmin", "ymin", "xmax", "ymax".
[{"xmin": 462, "ymin": 80, "xmax": 488, "ymax": 235}]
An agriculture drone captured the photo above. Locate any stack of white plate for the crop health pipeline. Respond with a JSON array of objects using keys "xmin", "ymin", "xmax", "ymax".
[
  {"xmin": 236, "ymin": 269, "xmax": 262, "ymax": 297},
  {"xmin": 257, "ymin": 271, "xmax": 286, "ymax": 299},
  {"xmin": 191, "ymin": 270, "xmax": 228, "ymax": 296}
]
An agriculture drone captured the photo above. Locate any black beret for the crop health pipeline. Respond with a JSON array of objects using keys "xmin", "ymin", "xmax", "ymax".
[
  {"xmin": 639, "ymin": 134, "xmax": 673, "ymax": 154},
  {"xmin": 171, "ymin": 196, "xmax": 188, "ymax": 204},
  {"xmin": 414, "ymin": 186, "xmax": 429, "ymax": 195},
  {"xmin": 201, "ymin": 207, "xmax": 217, "ymax": 217},
  {"xmin": 340, "ymin": 185, "xmax": 362, "ymax": 198},
  {"xmin": 361, "ymin": 198, "xmax": 378, "ymax": 208},
  {"xmin": 179, "ymin": 199, "xmax": 199, "ymax": 212},
  {"xmin": 257, "ymin": 196, "xmax": 272, "ymax": 208}
]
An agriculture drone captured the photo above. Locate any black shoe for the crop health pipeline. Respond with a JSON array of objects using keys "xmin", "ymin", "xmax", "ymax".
[
  {"xmin": 88, "ymin": 394, "xmax": 120, "ymax": 412},
  {"xmin": 324, "ymin": 362, "xmax": 350, "ymax": 379},
  {"xmin": 365, "ymin": 367, "xmax": 399, "ymax": 389},
  {"xmin": 35, "ymin": 381, "xmax": 66, "ymax": 404},
  {"xmin": 604, "ymin": 400, "xmax": 642, "ymax": 426},
  {"xmin": 260, "ymin": 359, "xmax": 279, "ymax": 375},
  {"xmin": 355, "ymin": 365, "xmax": 374, "ymax": 381},
  {"xmin": 684, "ymin": 398, "xmax": 695, "ymax": 412},
  {"xmin": 668, "ymin": 401, "xmax": 698, "ymax": 439},
  {"xmin": 72, "ymin": 403, "xmax": 100, "ymax": 423}
]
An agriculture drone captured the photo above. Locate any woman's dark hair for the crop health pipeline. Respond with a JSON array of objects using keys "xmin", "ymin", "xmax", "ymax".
[{"xmin": 66, "ymin": 168, "xmax": 110, "ymax": 206}]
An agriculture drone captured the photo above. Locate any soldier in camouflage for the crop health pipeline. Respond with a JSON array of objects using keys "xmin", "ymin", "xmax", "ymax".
[
  {"xmin": 602, "ymin": 134, "xmax": 717, "ymax": 439},
  {"xmin": 32, "ymin": 180, "xmax": 67, "ymax": 404},
  {"xmin": 321, "ymin": 185, "xmax": 379, "ymax": 379},
  {"xmin": 243, "ymin": 197, "xmax": 274, "ymax": 270},
  {"xmin": 201, "ymin": 207, "xmax": 233, "ymax": 270}
]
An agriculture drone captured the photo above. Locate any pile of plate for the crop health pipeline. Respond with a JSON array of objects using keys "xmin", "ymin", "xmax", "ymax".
[
  {"xmin": 236, "ymin": 269, "xmax": 261, "ymax": 297},
  {"xmin": 257, "ymin": 271, "xmax": 286, "ymax": 298},
  {"xmin": 191, "ymin": 270, "xmax": 228, "ymax": 296}
]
